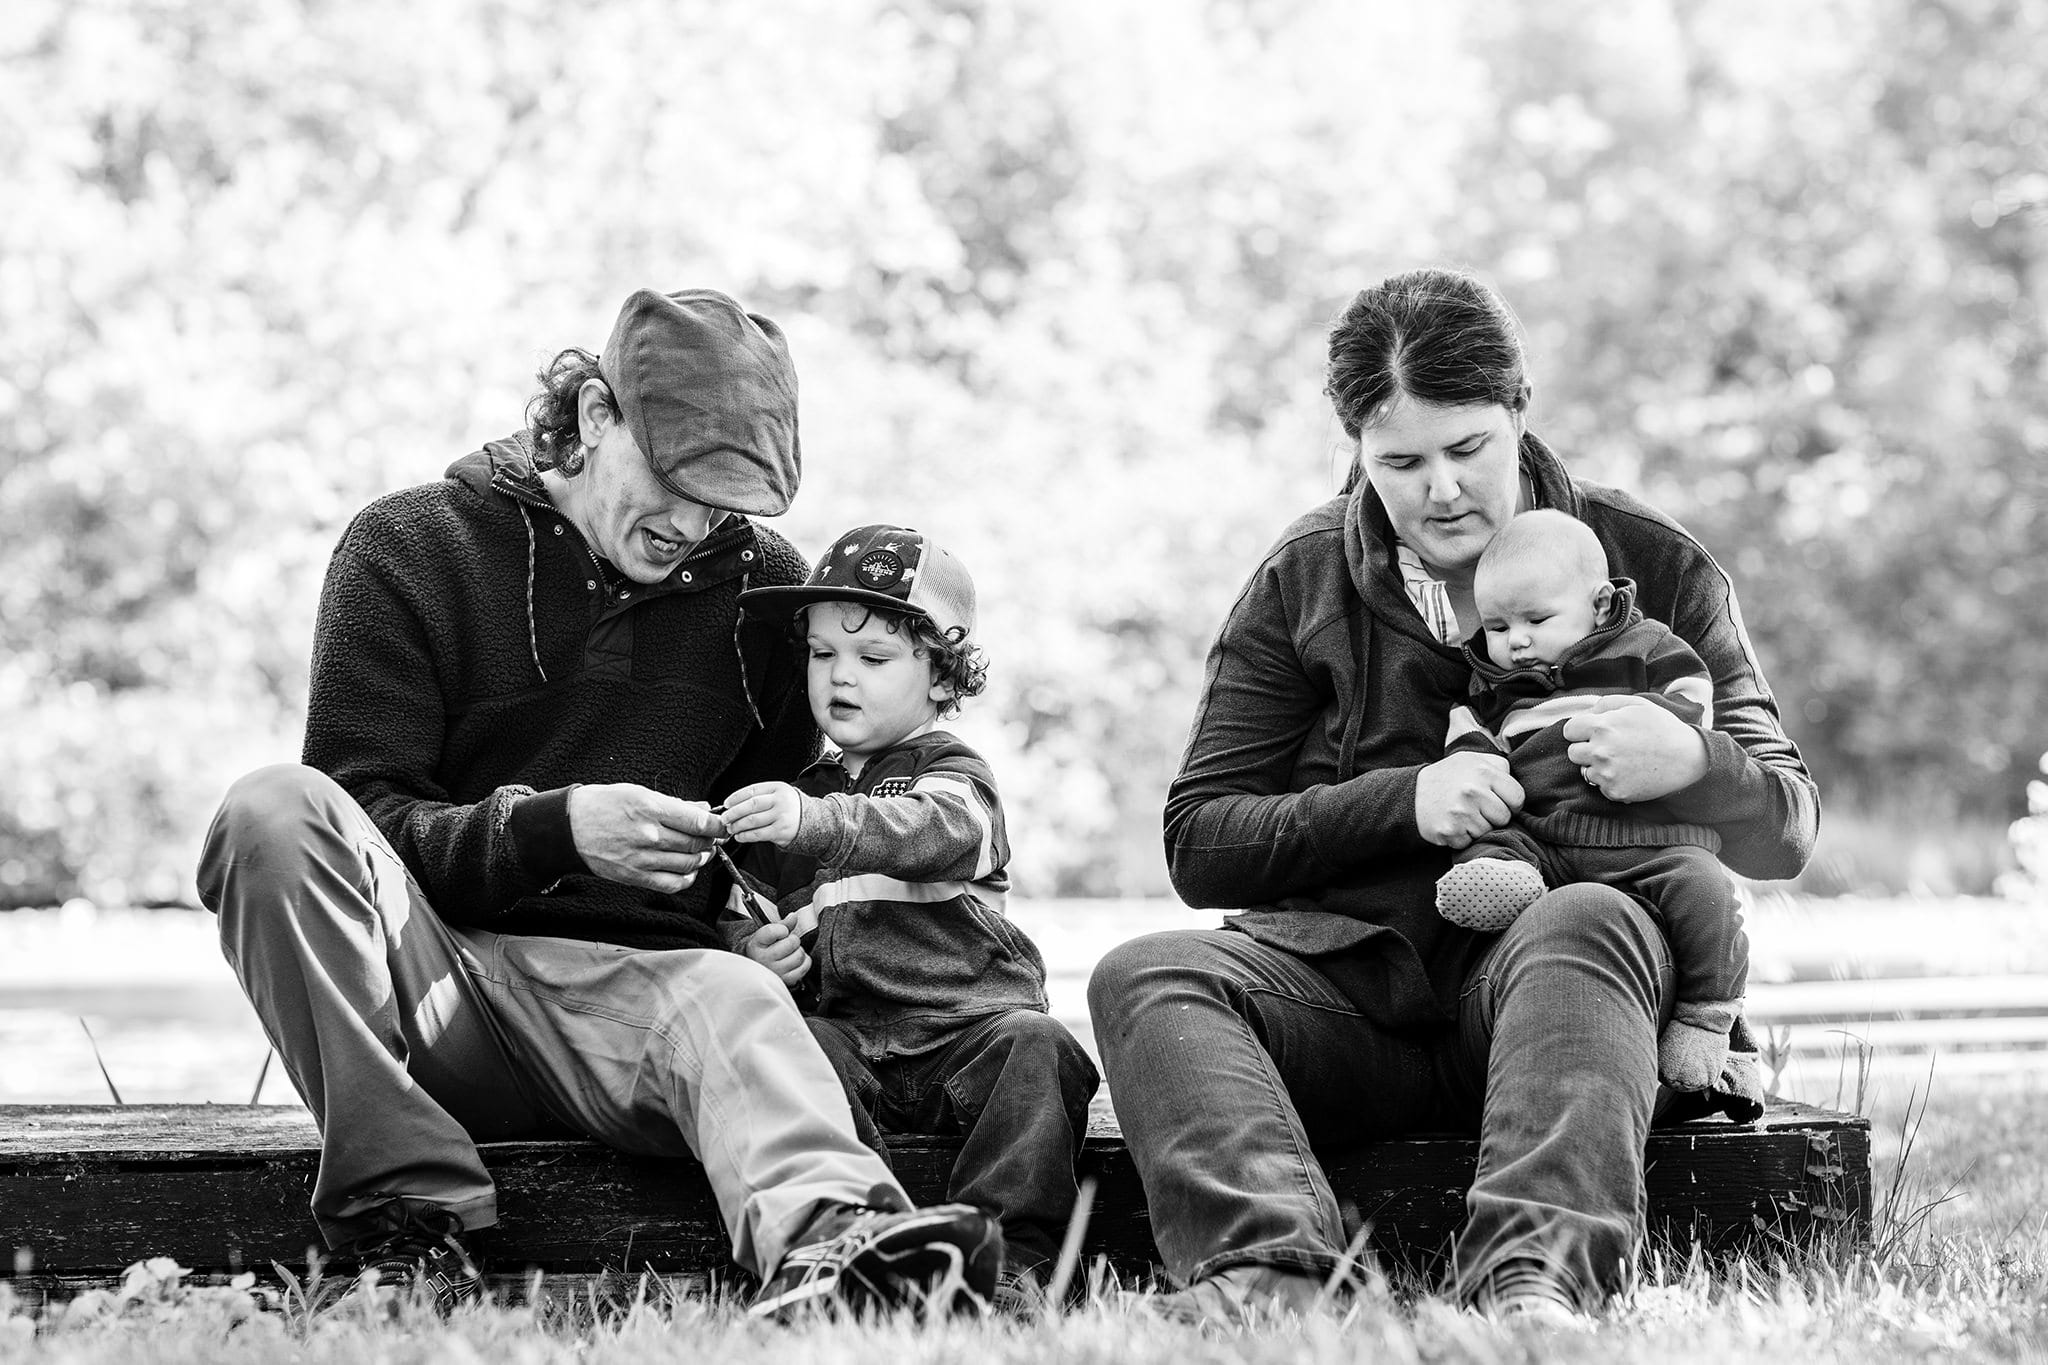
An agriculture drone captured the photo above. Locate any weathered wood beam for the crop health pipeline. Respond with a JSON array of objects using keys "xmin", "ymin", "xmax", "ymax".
[{"xmin": 1, "ymin": 1101, "xmax": 1870, "ymax": 1286}]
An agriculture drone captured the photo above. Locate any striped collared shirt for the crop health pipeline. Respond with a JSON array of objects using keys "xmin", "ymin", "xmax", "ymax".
[{"xmin": 1395, "ymin": 542, "xmax": 1464, "ymax": 646}]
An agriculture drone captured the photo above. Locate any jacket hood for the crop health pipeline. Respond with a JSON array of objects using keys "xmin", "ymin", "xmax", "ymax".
[{"xmin": 448, "ymin": 436, "xmax": 547, "ymax": 504}]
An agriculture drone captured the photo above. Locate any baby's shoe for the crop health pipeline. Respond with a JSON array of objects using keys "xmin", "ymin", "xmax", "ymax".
[
  {"xmin": 1436, "ymin": 858, "xmax": 1547, "ymax": 932},
  {"xmin": 1658, "ymin": 999, "xmax": 1740, "ymax": 1091}
]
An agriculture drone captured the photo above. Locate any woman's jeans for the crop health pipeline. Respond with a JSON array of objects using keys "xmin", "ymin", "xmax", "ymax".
[{"xmin": 1086, "ymin": 885, "xmax": 1673, "ymax": 1305}]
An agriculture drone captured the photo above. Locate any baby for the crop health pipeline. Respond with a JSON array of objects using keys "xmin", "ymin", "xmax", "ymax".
[{"xmin": 1435, "ymin": 509, "xmax": 1748, "ymax": 1092}]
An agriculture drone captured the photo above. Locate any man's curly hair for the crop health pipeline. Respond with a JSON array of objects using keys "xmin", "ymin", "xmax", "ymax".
[
  {"xmin": 524, "ymin": 347, "xmax": 613, "ymax": 470},
  {"xmin": 800, "ymin": 601, "xmax": 988, "ymax": 717}
]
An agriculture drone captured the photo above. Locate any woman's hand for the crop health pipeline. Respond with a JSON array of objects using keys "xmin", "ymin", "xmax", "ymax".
[
  {"xmin": 1414, "ymin": 750, "xmax": 1524, "ymax": 849},
  {"xmin": 1562, "ymin": 695, "xmax": 1710, "ymax": 802},
  {"xmin": 723, "ymin": 782, "xmax": 805, "ymax": 846},
  {"xmin": 742, "ymin": 921, "xmax": 813, "ymax": 989},
  {"xmin": 568, "ymin": 784, "xmax": 725, "ymax": 892}
]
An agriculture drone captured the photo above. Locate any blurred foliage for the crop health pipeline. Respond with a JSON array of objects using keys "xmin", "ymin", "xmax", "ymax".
[{"xmin": 1, "ymin": 0, "xmax": 2042, "ymax": 906}]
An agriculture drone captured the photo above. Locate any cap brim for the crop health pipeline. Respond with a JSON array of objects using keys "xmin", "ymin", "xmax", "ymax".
[
  {"xmin": 736, "ymin": 584, "xmax": 933, "ymax": 624},
  {"xmin": 645, "ymin": 455, "xmax": 766, "ymax": 516}
]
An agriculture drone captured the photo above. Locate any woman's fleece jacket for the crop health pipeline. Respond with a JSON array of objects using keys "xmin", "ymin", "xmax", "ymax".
[
  {"xmin": 1163, "ymin": 433, "xmax": 1818, "ymax": 1032},
  {"xmin": 301, "ymin": 434, "xmax": 819, "ymax": 949}
]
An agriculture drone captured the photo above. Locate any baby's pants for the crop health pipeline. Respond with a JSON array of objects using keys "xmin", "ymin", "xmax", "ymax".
[{"xmin": 1462, "ymin": 829, "xmax": 1745, "ymax": 1005}]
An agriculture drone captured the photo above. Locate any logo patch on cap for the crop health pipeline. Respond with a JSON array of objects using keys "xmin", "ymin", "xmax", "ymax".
[{"xmin": 855, "ymin": 549, "xmax": 905, "ymax": 591}]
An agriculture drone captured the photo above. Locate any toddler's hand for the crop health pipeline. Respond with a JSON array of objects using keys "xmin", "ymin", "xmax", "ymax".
[
  {"xmin": 743, "ymin": 921, "xmax": 812, "ymax": 989},
  {"xmin": 724, "ymin": 782, "xmax": 805, "ymax": 846}
]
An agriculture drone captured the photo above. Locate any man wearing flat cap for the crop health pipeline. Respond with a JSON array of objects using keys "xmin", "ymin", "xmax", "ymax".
[{"xmin": 197, "ymin": 289, "xmax": 1001, "ymax": 1318}]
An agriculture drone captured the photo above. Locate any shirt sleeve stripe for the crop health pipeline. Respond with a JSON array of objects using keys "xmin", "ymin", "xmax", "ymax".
[
  {"xmin": 1664, "ymin": 676, "xmax": 1714, "ymax": 727},
  {"xmin": 812, "ymin": 874, "xmax": 975, "ymax": 912},
  {"xmin": 1494, "ymin": 693, "xmax": 1608, "ymax": 741},
  {"xmin": 910, "ymin": 772, "xmax": 997, "ymax": 879}
]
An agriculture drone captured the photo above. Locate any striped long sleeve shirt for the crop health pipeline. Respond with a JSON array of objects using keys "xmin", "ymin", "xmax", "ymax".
[{"xmin": 729, "ymin": 728, "xmax": 1048, "ymax": 1052}]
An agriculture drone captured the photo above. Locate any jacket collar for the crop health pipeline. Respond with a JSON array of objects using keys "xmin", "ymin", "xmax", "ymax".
[{"xmin": 799, "ymin": 727, "xmax": 954, "ymax": 791}]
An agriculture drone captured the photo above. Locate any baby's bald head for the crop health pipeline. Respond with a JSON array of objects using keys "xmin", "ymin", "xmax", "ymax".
[
  {"xmin": 1477, "ymin": 509, "xmax": 1609, "ymax": 601},
  {"xmin": 1472, "ymin": 510, "xmax": 1616, "ymax": 668}
]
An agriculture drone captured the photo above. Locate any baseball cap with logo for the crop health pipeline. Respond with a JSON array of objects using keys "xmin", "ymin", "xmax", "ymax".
[
  {"xmin": 598, "ymin": 288, "xmax": 800, "ymax": 517},
  {"xmin": 737, "ymin": 524, "xmax": 975, "ymax": 640}
]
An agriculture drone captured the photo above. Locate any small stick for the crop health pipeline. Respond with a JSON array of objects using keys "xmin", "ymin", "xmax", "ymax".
[
  {"xmin": 250, "ymin": 1049, "xmax": 274, "ymax": 1105},
  {"xmin": 710, "ymin": 840, "xmax": 781, "ymax": 925},
  {"xmin": 78, "ymin": 1018, "xmax": 124, "ymax": 1106}
]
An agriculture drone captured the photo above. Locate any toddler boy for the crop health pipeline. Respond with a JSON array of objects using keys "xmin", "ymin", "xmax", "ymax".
[
  {"xmin": 1434, "ymin": 509, "xmax": 1749, "ymax": 1093},
  {"xmin": 724, "ymin": 524, "xmax": 1099, "ymax": 1303}
]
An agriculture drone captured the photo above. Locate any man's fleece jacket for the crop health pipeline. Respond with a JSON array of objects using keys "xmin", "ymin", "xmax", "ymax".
[
  {"xmin": 301, "ymin": 435, "xmax": 820, "ymax": 949},
  {"xmin": 1445, "ymin": 580, "xmax": 1722, "ymax": 852},
  {"xmin": 729, "ymin": 729, "xmax": 1048, "ymax": 1051},
  {"xmin": 1163, "ymin": 431, "xmax": 1817, "ymax": 1032}
]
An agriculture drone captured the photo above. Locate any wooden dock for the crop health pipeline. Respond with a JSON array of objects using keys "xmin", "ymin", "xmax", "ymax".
[{"xmin": 1, "ymin": 1101, "xmax": 1868, "ymax": 1291}]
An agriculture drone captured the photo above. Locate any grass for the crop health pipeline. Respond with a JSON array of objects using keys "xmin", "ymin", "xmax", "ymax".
[
  {"xmin": 8, "ymin": 1076, "xmax": 2048, "ymax": 1363},
  {"xmin": 6, "ymin": 1249, "xmax": 2044, "ymax": 1363}
]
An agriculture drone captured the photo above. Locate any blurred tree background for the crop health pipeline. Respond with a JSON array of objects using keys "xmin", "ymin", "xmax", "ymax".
[{"xmin": 1, "ymin": 0, "xmax": 2042, "ymax": 907}]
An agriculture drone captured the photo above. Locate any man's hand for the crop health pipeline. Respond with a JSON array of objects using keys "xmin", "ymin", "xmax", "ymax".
[
  {"xmin": 723, "ymin": 782, "xmax": 805, "ymax": 847},
  {"xmin": 742, "ymin": 921, "xmax": 812, "ymax": 989},
  {"xmin": 1415, "ymin": 750, "xmax": 1524, "ymax": 849},
  {"xmin": 568, "ymin": 784, "xmax": 726, "ymax": 893},
  {"xmin": 1562, "ymin": 695, "xmax": 1710, "ymax": 802}
]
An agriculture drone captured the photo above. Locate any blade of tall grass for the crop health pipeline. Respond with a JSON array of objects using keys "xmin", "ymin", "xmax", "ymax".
[
  {"xmin": 1315, "ymin": 1219, "xmax": 1378, "ymax": 1310},
  {"xmin": 1871, "ymin": 1057, "xmax": 1970, "ymax": 1263},
  {"xmin": 78, "ymin": 1018, "xmax": 124, "ymax": 1105},
  {"xmin": 1044, "ymin": 1177, "xmax": 1096, "ymax": 1308}
]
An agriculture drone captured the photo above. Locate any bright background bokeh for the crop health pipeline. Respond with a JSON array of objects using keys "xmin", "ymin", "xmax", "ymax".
[
  {"xmin": 10, "ymin": 895, "xmax": 2048, "ymax": 1109},
  {"xmin": 2, "ymin": 0, "xmax": 2045, "ymax": 908}
]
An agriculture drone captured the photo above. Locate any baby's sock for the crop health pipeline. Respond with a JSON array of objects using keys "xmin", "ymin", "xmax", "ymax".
[{"xmin": 1435, "ymin": 857, "xmax": 1546, "ymax": 932}]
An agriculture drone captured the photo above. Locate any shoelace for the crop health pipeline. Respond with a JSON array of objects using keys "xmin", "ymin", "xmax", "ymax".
[{"xmin": 356, "ymin": 1200, "xmax": 468, "ymax": 1262}]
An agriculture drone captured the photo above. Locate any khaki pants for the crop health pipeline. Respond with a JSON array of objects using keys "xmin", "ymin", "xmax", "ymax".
[{"xmin": 195, "ymin": 764, "xmax": 901, "ymax": 1275}]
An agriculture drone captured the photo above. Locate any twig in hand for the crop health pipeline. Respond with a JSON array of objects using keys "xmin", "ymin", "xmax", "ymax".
[
  {"xmin": 711, "ymin": 841, "xmax": 781, "ymax": 925},
  {"xmin": 79, "ymin": 1018, "xmax": 124, "ymax": 1105}
]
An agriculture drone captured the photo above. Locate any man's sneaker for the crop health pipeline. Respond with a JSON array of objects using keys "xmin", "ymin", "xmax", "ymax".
[
  {"xmin": 748, "ymin": 1195, "xmax": 1003, "ymax": 1320},
  {"xmin": 341, "ymin": 1198, "xmax": 485, "ymax": 1315}
]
